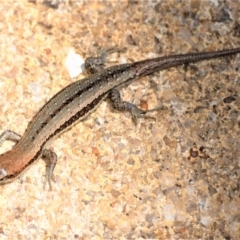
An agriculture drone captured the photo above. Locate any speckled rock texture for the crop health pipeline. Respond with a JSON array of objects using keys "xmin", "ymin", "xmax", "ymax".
[{"xmin": 0, "ymin": 1, "xmax": 239, "ymax": 239}]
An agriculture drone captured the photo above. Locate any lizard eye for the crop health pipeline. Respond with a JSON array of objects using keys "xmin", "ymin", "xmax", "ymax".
[{"xmin": 0, "ymin": 169, "xmax": 7, "ymax": 180}]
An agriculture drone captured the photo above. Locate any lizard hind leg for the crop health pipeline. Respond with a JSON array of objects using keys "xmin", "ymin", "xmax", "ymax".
[
  {"xmin": 109, "ymin": 88, "xmax": 161, "ymax": 125},
  {"xmin": 85, "ymin": 46, "xmax": 121, "ymax": 74}
]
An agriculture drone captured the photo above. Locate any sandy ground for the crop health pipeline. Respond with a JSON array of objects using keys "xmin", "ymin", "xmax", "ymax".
[{"xmin": 0, "ymin": 1, "xmax": 239, "ymax": 239}]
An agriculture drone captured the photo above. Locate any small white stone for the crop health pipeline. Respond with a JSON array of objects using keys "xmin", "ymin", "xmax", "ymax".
[
  {"xmin": 163, "ymin": 203, "xmax": 176, "ymax": 221},
  {"xmin": 200, "ymin": 216, "xmax": 212, "ymax": 227},
  {"xmin": 65, "ymin": 48, "xmax": 85, "ymax": 78}
]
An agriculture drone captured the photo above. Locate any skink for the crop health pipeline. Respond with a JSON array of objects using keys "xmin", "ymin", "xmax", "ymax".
[{"xmin": 0, "ymin": 47, "xmax": 240, "ymax": 189}]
